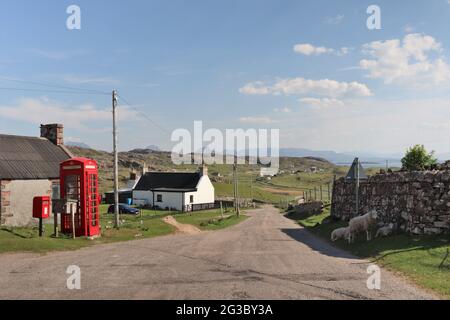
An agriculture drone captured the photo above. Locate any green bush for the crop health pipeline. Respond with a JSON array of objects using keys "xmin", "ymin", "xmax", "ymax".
[{"xmin": 401, "ymin": 145, "xmax": 437, "ymax": 171}]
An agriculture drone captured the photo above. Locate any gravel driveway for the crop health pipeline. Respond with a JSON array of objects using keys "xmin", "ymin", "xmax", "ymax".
[{"xmin": 0, "ymin": 205, "xmax": 437, "ymax": 299}]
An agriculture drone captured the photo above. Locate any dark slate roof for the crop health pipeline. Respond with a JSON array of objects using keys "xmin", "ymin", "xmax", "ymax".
[
  {"xmin": 134, "ymin": 172, "xmax": 201, "ymax": 192},
  {"xmin": 345, "ymin": 158, "xmax": 368, "ymax": 181},
  {"xmin": 0, "ymin": 134, "xmax": 71, "ymax": 180}
]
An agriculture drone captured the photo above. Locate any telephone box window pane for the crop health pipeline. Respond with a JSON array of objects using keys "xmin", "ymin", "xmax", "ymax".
[
  {"xmin": 52, "ymin": 182, "xmax": 60, "ymax": 200},
  {"xmin": 65, "ymin": 175, "xmax": 80, "ymax": 201}
]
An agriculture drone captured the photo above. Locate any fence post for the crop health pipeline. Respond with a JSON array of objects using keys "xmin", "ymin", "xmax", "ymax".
[{"xmin": 327, "ymin": 182, "xmax": 331, "ymax": 203}]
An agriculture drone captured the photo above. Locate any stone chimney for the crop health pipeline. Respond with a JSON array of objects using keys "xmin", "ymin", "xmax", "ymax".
[
  {"xmin": 40, "ymin": 124, "xmax": 64, "ymax": 146},
  {"xmin": 141, "ymin": 161, "xmax": 148, "ymax": 175},
  {"xmin": 199, "ymin": 164, "xmax": 208, "ymax": 177},
  {"xmin": 130, "ymin": 169, "xmax": 137, "ymax": 181}
]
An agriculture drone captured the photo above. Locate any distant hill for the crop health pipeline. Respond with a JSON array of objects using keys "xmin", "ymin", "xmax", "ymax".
[
  {"xmin": 279, "ymin": 148, "xmax": 401, "ymax": 167},
  {"xmin": 66, "ymin": 146, "xmax": 339, "ymax": 193},
  {"xmin": 65, "ymin": 141, "xmax": 91, "ymax": 149},
  {"xmin": 146, "ymin": 145, "xmax": 161, "ymax": 151}
]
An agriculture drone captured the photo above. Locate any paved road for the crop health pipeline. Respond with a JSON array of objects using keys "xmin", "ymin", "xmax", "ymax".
[{"xmin": 0, "ymin": 206, "xmax": 436, "ymax": 299}]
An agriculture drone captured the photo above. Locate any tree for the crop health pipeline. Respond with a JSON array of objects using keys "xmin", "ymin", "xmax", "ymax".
[{"xmin": 401, "ymin": 145, "xmax": 437, "ymax": 171}]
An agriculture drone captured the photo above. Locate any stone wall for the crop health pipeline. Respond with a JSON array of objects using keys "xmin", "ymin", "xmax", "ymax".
[
  {"xmin": 0, "ymin": 179, "xmax": 52, "ymax": 226},
  {"xmin": 293, "ymin": 201, "xmax": 324, "ymax": 215},
  {"xmin": 331, "ymin": 170, "xmax": 450, "ymax": 235}
]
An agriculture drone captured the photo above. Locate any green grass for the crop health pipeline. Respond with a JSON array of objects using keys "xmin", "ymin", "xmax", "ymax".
[
  {"xmin": 293, "ymin": 207, "xmax": 450, "ymax": 299},
  {"xmin": 175, "ymin": 210, "xmax": 248, "ymax": 230},
  {"xmin": 0, "ymin": 205, "xmax": 247, "ymax": 254}
]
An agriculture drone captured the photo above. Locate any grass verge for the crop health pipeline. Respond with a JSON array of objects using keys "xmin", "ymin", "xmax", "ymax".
[
  {"xmin": 291, "ymin": 207, "xmax": 450, "ymax": 299},
  {"xmin": 0, "ymin": 205, "xmax": 247, "ymax": 254}
]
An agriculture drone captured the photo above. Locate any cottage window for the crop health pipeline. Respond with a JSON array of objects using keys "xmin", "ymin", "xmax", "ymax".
[
  {"xmin": 157, "ymin": 194, "xmax": 162, "ymax": 202},
  {"xmin": 190, "ymin": 195, "xmax": 194, "ymax": 203}
]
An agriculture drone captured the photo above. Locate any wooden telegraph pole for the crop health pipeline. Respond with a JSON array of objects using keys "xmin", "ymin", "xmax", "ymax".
[
  {"xmin": 355, "ymin": 157, "xmax": 360, "ymax": 215},
  {"xmin": 233, "ymin": 162, "xmax": 240, "ymax": 217},
  {"xmin": 112, "ymin": 90, "xmax": 120, "ymax": 229}
]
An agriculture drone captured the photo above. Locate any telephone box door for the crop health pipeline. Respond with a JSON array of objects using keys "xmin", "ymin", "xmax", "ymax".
[
  {"xmin": 86, "ymin": 172, "xmax": 99, "ymax": 236},
  {"xmin": 62, "ymin": 174, "xmax": 82, "ymax": 236}
]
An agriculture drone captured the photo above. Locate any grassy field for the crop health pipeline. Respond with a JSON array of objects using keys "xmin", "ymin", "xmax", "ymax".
[
  {"xmin": 0, "ymin": 205, "xmax": 246, "ymax": 254},
  {"xmin": 292, "ymin": 207, "xmax": 450, "ymax": 299},
  {"xmin": 213, "ymin": 168, "xmax": 349, "ymax": 207}
]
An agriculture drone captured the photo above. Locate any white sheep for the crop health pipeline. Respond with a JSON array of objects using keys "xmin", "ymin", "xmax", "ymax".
[
  {"xmin": 348, "ymin": 210, "xmax": 378, "ymax": 243},
  {"xmin": 331, "ymin": 227, "xmax": 350, "ymax": 242},
  {"xmin": 375, "ymin": 223, "xmax": 394, "ymax": 238}
]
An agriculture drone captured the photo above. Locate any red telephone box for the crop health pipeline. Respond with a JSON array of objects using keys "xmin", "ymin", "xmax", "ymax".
[{"xmin": 60, "ymin": 158, "xmax": 100, "ymax": 237}]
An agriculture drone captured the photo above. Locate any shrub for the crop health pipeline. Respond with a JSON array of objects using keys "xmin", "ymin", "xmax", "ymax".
[{"xmin": 401, "ymin": 145, "xmax": 437, "ymax": 171}]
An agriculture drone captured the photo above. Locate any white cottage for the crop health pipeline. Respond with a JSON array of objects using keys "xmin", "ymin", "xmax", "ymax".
[{"xmin": 132, "ymin": 166, "xmax": 215, "ymax": 212}]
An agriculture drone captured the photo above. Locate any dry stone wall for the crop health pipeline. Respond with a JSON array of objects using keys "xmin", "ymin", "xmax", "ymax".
[{"xmin": 331, "ymin": 170, "xmax": 450, "ymax": 235}]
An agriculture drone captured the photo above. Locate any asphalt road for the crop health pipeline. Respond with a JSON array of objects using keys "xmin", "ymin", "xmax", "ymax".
[{"xmin": 0, "ymin": 206, "xmax": 436, "ymax": 299}]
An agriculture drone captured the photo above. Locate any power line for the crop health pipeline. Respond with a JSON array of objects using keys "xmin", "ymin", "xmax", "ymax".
[
  {"xmin": 0, "ymin": 87, "xmax": 108, "ymax": 95},
  {"xmin": 116, "ymin": 93, "xmax": 171, "ymax": 134},
  {"xmin": 0, "ymin": 76, "xmax": 110, "ymax": 95}
]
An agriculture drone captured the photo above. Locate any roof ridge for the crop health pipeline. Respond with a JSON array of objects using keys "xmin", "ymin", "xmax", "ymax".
[{"xmin": 0, "ymin": 133, "xmax": 45, "ymax": 140}]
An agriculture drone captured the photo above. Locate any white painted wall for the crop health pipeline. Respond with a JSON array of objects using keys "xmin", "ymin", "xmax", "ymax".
[
  {"xmin": 4, "ymin": 179, "xmax": 52, "ymax": 226},
  {"xmin": 184, "ymin": 176, "xmax": 215, "ymax": 206},
  {"xmin": 133, "ymin": 190, "xmax": 152, "ymax": 207},
  {"xmin": 132, "ymin": 175, "xmax": 215, "ymax": 211},
  {"xmin": 132, "ymin": 190, "xmax": 184, "ymax": 210},
  {"xmin": 154, "ymin": 192, "xmax": 184, "ymax": 211}
]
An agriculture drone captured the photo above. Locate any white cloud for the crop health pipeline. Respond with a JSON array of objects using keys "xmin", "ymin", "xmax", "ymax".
[
  {"xmin": 274, "ymin": 107, "xmax": 291, "ymax": 113},
  {"xmin": 404, "ymin": 25, "xmax": 414, "ymax": 33},
  {"xmin": 420, "ymin": 122, "xmax": 450, "ymax": 129},
  {"xmin": 66, "ymin": 136, "xmax": 82, "ymax": 143},
  {"xmin": 240, "ymin": 77, "xmax": 372, "ymax": 98},
  {"xmin": 360, "ymin": 33, "xmax": 450, "ymax": 86},
  {"xmin": 0, "ymin": 97, "xmax": 139, "ymax": 131},
  {"xmin": 293, "ymin": 43, "xmax": 350, "ymax": 56},
  {"xmin": 293, "ymin": 43, "xmax": 333, "ymax": 56},
  {"xmin": 300, "ymin": 97, "xmax": 345, "ymax": 108},
  {"xmin": 238, "ymin": 116, "xmax": 275, "ymax": 124},
  {"xmin": 324, "ymin": 14, "xmax": 344, "ymax": 25},
  {"xmin": 277, "ymin": 98, "xmax": 450, "ymax": 155},
  {"xmin": 239, "ymin": 81, "xmax": 271, "ymax": 95}
]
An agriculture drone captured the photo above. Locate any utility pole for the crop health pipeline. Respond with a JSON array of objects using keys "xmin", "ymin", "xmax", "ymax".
[
  {"xmin": 355, "ymin": 157, "xmax": 360, "ymax": 215},
  {"xmin": 233, "ymin": 162, "xmax": 240, "ymax": 217},
  {"xmin": 249, "ymin": 175, "xmax": 254, "ymax": 203},
  {"xmin": 112, "ymin": 90, "xmax": 120, "ymax": 229}
]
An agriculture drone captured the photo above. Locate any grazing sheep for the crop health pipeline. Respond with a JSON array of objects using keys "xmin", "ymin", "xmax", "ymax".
[
  {"xmin": 348, "ymin": 210, "xmax": 378, "ymax": 243},
  {"xmin": 331, "ymin": 227, "xmax": 350, "ymax": 242},
  {"xmin": 375, "ymin": 223, "xmax": 394, "ymax": 238}
]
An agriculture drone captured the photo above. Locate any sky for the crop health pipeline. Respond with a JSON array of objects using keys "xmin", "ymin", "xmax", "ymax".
[{"xmin": 1, "ymin": 0, "xmax": 450, "ymax": 156}]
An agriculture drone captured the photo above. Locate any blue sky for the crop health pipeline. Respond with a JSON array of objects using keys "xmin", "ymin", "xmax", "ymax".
[{"xmin": 1, "ymin": 0, "xmax": 450, "ymax": 155}]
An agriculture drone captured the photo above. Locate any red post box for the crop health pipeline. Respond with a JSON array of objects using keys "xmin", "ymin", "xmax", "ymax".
[
  {"xmin": 60, "ymin": 157, "xmax": 100, "ymax": 238},
  {"xmin": 33, "ymin": 196, "xmax": 50, "ymax": 219}
]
